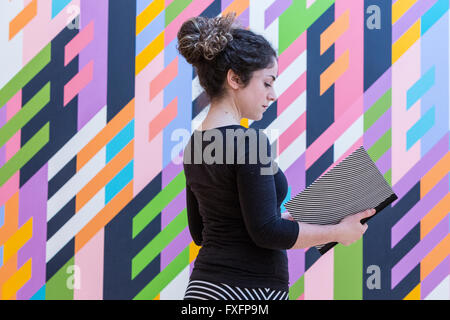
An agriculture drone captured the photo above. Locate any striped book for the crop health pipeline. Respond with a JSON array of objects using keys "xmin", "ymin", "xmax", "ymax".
[{"xmin": 284, "ymin": 146, "xmax": 398, "ymax": 255}]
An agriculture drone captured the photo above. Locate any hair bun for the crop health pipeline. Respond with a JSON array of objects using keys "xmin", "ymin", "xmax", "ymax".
[{"xmin": 177, "ymin": 12, "xmax": 240, "ymax": 65}]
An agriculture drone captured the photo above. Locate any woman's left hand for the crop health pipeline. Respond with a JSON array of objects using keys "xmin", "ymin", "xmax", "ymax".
[{"xmin": 281, "ymin": 211, "xmax": 295, "ymax": 221}]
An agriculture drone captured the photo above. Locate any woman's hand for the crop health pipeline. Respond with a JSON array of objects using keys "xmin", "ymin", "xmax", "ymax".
[
  {"xmin": 335, "ymin": 209, "xmax": 376, "ymax": 246},
  {"xmin": 281, "ymin": 211, "xmax": 295, "ymax": 221}
]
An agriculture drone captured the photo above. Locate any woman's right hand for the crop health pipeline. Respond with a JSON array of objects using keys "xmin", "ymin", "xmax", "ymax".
[{"xmin": 335, "ymin": 209, "xmax": 377, "ymax": 246}]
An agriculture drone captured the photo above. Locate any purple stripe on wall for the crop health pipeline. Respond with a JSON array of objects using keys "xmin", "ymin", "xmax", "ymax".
[
  {"xmin": 392, "ymin": 0, "xmax": 438, "ymax": 43},
  {"xmin": 0, "ymin": 104, "xmax": 5, "ymax": 167},
  {"xmin": 161, "ymin": 227, "xmax": 191, "ymax": 270},
  {"xmin": 78, "ymin": 0, "xmax": 109, "ymax": 131},
  {"xmin": 375, "ymin": 147, "xmax": 392, "ymax": 175},
  {"xmin": 17, "ymin": 164, "xmax": 48, "ymax": 299},
  {"xmin": 288, "ymin": 249, "xmax": 305, "ymax": 287},
  {"xmin": 391, "ymin": 174, "xmax": 448, "ymax": 248},
  {"xmin": 239, "ymin": 7, "xmax": 249, "ymax": 28},
  {"xmin": 221, "ymin": 0, "xmax": 234, "ymax": 11},
  {"xmin": 284, "ymin": 152, "xmax": 306, "ymax": 196},
  {"xmin": 391, "ymin": 215, "xmax": 449, "ymax": 289},
  {"xmin": 364, "ymin": 68, "xmax": 391, "ymax": 112},
  {"xmin": 162, "ymin": 189, "xmax": 186, "ymax": 229},
  {"xmin": 392, "ymin": 132, "xmax": 449, "ymax": 206},
  {"xmin": 162, "ymin": 155, "xmax": 183, "ymax": 189},
  {"xmin": 364, "ymin": 106, "xmax": 392, "ymax": 150},
  {"xmin": 265, "ymin": 0, "xmax": 293, "ymax": 29},
  {"xmin": 421, "ymin": 255, "xmax": 450, "ymax": 299}
]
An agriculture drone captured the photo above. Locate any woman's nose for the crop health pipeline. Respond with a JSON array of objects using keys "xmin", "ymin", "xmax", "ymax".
[{"xmin": 269, "ymin": 91, "xmax": 277, "ymax": 102}]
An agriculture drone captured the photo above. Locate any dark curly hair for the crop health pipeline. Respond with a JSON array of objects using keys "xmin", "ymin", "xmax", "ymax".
[{"xmin": 176, "ymin": 12, "xmax": 278, "ymax": 102}]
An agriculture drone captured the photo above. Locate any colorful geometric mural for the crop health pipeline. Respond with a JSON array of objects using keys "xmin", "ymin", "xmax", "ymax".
[{"xmin": 0, "ymin": 0, "xmax": 448, "ymax": 300}]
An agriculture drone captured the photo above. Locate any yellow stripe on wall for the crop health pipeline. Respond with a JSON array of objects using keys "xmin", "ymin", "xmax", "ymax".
[
  {"xmin": 136, "ymin": 32, "xmax": 165, "ymax": 75},
  {"xmin": 136, "ymin": 0, "xmax": 165, "ymax": 35},
  {"xmin": 3, "ymin": 218, "xmax": 33, "ymax": 263},
  {"xmin": 392, "ymin": 0, "xmax": 418, "ymax": 24},
  {"xmin": 2, "ymin": 259, "xmax": 32, "ymax": 300},
  {"xmin": 392, "ymin": 19, "xmax": 420, "ymax": 64}
]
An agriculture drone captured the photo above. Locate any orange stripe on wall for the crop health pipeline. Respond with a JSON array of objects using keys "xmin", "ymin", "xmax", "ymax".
[
  {"xmin": 75, "ymin": 180, "xmax": 133, "ymax": 254},
  {"xmin": 9, "ymin": 0, "xmax": 38, "ymax": 40},
  {"xmin": 421, "ymin": 152, "xmax": 450, "ymax": 196},
  {"xmin": 77, "ymin": 99, "xmax": 135, "ymax": 171},
  {"xmin": 320, "ymin": 50, "xmax": 349, "ymax": 95},
  {"xmin": 150, "ymin": 57, "xmax": 178, "ymax": 100},
  {"xmin": 0, "ymin": 253, "xmax": 17, "ymax": 298},
  {"xmin": 148, "ymin": 97, "xmax": 178, "ymax": 142},
  {"xmin": 421, "ymin": 234, "xmax": 450, "ymax": 280},
  {"xmin": 320, "ymin": 9, "xmax": 349, "ymax": 55},
  {"xmin": 421, "ymin": 193, "xmax": 450, "ymax": 239},
  {"xmin": 223, "ymin": 0, "xmax": 249, "ymax": 17},
  {"xmin": 0, "ymin": 192, "xmax": 19, "ymax": 246},
  {"xmin": 76, "ymin": 140, "xmax": 134, "ymax": 212}
]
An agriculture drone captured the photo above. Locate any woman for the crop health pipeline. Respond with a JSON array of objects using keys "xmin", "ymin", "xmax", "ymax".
[{"xmin": 176, "ymin": 12, "xmax": 376, "ymax": 301}]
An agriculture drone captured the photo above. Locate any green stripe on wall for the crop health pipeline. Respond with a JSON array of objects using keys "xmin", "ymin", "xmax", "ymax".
[
  {"xmin": 132, "ymin": 209, "xmax": 188, "ymax": 280},
  {"xmin": 279, "ymin": 0, "xmax": 335, "ymax": 54},
  {"xmin": 45, "ymin": 256, "xmax": 74, "ymax": 300},
  {"xmin": 132, "ymin": 170, "xmax": 186, "ymax": 238},
  {"xmin": 364, "ymin": 88, "xmax": 392, "ymax": 132},
  {"xmin": 0, "ymin": 43, "xmax": 51, "ymax": 108},
  {"xmin": 0, "ymin": 82, "xmax": 51, "ymax": 149},
  {"xmin": 165, "ymin": 0, "xmax": 191, "ymax": 27},
  {"xmin": 289, "ymin": 274, "xmax": 304, "ymax": 300},
  {"xmin": 384, "ymin": 168, "xmax": 392, "ymax": 186},
  {"xmin": 367, "ymin": 128, "xmax": 391, "ymax": 163},
  {"xmin": 334, "ymin": 238, "xmax": 363, "ymax": 300},
  {"xmin": 0, "ymin": 122, "xmax": 50, "ymax": 187},
  {"xmin": 133, "ymin": 244, "xmax": 190, "ymax": 300}
]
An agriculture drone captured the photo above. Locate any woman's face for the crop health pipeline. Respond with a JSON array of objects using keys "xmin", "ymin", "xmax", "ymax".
[{"xmin": 230, "ymin": 58, "xmax": 279, "ymax": 121}]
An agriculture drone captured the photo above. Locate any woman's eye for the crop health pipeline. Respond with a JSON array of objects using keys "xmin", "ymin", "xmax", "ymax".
[{"xmin": 265, "ymin": 83, "xmax": 271, "ymax": 88}]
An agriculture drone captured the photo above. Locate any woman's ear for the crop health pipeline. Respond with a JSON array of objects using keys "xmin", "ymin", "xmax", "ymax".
[{"xmin": 227, "ymin": 69, "xmax": 241, "ymax": 90}]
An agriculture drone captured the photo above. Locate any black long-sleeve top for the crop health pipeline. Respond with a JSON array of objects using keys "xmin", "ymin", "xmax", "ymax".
[{"xmin": 182, "ymin": 124, "xmax": 300, "ymax": 291}]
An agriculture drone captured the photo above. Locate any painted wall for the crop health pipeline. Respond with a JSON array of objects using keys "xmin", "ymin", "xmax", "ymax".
[{"xmin": 0, "ymin": 0, "xmax": 448, "ymax": 300}]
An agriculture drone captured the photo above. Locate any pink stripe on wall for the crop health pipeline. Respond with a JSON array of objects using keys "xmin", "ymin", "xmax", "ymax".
[
  {"xmin": 17, "ymin": 164, "xmax": 48, "ymax": 299},
  {"xmin": 334, "ymin": 0, "xmax": 364, "ymax": 120},
  {"xmin": 304, "ymin": 249, "xmax": 334, "ymax": 300},
  {"xmin": 22, "ymin": 0, "xmax": 81, "ymax": 65},
  {"xmin": 134, "ymin": 46, "xmax": 163, "ymax": 196},
  {"xmin": 74, "ymin": 228, "xmax": 104, "ymax": 300},
  {"xmin": 279, "ymin": 112, "xmax": 306, "ymax": 154},
  {"xmin": 150, "ymin": 57, "xmax": 178, "ymax": 100},
  {"xmin": 277, "ymin": 72, "xmax": 306, "ymax": 115},
  {"xmin": 148, "ymin": 97, "xmax": 178, "ymax": 142},
  {"xmin": 278, "ymin": 32, "xmax": 306, "ymax": 74},
  {"xmin": 78, "ymin": 0, "xmax": 108, "ymax": 131},
  {"xmin": 391, "ymin": 40, "xmax": 421, "ymax": 186},
  {"xmin": 64, "ymin": 20, "xmax": 94, "ymax": 66},
  {"xmin": 0, "ymin": 91, "xmax": 22, "ymax": 207},
  {"xmin": 305, "ymin": 94, "xmax": 363, "ymax": 170},
  {"xmin": 64, "ymin": 60, "xmax": 94, "ymax": 106},
  {"xmin": 165, "ymin": 0, "xmax": 215, "ymax": 46}
]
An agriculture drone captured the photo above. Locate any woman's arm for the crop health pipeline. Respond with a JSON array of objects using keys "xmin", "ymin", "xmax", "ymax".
[
  {"xmin": 288, "ymin": 208, "xmax": 377, "ymax": 249},
  {"xmin": 185, "ymin": 183, "xmax": 203, "ymax": 246}
]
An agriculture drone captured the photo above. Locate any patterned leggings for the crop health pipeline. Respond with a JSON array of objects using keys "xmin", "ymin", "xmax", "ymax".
[{"xmin": 183, "ymin": 279, "xmax": 289, "ymax": 300}]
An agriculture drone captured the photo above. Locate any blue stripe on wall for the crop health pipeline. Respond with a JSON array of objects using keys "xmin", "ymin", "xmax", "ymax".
[
  {"xmin": 406, "ymin": 66, "xmax": 435, "ymax": 110},
  {"xmin": 406, "ymin": 106, "xmax": 435, "ymax": 150},
  {"xmin": 422, "ymin": 0, "xmax": 449, "ymax": 35},
  {"xmin": 52, "ymin": 0, "xmax": 72, "ymax": 19}
]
